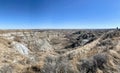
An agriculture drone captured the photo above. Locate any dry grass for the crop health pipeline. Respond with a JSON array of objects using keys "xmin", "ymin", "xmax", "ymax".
[{"xmin": 0, "ymin": 29, "xmax": 120, "ymax": 73}]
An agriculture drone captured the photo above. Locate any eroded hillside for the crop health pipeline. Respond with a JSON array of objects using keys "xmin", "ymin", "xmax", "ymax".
[{"xmin": 0, "ymin": 29, "xmax": 120, "ymax": 73}]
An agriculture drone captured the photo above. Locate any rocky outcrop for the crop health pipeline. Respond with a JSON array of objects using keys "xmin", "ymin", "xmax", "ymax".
[
  {"xmin": 65, "ymin": 32, "xmax": 96, "ymax": 49},
  {"xmin": 35, "ymin": 39, "xmax": 53, "ymax": 52},
  {"xmin": 0, "ymin": 29, "xmax": 120, "ymax": 73}
]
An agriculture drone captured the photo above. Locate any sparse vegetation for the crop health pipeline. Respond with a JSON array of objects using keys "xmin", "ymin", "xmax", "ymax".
[{"xmin": 0, "ymin": 29, "xmax": 120, "ymax": 73}]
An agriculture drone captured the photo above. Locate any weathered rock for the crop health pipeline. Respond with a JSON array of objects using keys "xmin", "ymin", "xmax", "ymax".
[{"xmin": 34, "ymin": 39, "xmax": 53, "ymax": 52}]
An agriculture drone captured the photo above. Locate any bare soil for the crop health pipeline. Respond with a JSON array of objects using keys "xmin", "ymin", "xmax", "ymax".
[{"xmin": 0, "ymin": 29, "xmax": 120, "ymax": 73}]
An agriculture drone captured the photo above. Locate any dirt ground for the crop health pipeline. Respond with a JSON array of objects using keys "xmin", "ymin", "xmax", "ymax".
[{"xmin": 0, "ymin": 29, "xmax": 120, "ymax": 73}]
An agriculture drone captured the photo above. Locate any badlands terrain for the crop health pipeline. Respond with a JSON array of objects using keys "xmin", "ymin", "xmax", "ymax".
[{"xmin": 0, "ymin": 29, "xmax": 120, "ymax": 73}]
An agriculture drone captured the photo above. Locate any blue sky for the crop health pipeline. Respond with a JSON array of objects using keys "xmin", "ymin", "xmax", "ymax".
[{"xmin": 0, "ymin": 0, "xmax": 120, "ymax": 29}]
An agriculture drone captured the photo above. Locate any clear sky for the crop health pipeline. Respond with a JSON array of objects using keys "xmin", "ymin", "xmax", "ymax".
[{"xmin": 0, "ymin": 0, "xmax": 120, "ymax": 29}]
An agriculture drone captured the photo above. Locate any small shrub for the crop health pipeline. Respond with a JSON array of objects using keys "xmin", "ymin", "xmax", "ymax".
[
  {"xmin": 79, "ymin": 59, "xmax": 97, "ymax": 73},
  {"xmin": 93, "ymin": 54, "xmax": 107, "ymax": 70}
]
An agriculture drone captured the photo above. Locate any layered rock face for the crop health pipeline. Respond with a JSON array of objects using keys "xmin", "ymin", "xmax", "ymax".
[{"xmin": 0, "ymin": 29, "xmax": 120, "ymax": 73}]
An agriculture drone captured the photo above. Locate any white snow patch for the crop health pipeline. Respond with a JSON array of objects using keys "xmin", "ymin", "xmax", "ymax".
[{"xmin": 12, "ymin": 42, "xmax": 29, "ymax": 55}]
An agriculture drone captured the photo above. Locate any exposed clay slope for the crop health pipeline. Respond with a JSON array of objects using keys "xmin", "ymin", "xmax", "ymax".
[{"xmin": 0, "ymin": 29, "xmax": 120, "ymax": 73}]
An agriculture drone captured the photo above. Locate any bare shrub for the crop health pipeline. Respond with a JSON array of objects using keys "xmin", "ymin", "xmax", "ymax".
[
  {"xmin": 40, "ymin": 56, "xmax": 76, "ymax": 73},
  {"xmin": 78, "ymin": 59, "xmax": 97, "ymax": 73},
  {"xmin": 77, "ymin": 53, "xmax": 107, "ymax": 73},
  {"xmin": 93, "ymin": 54, "xmax": 107, "ymax": 70}
]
